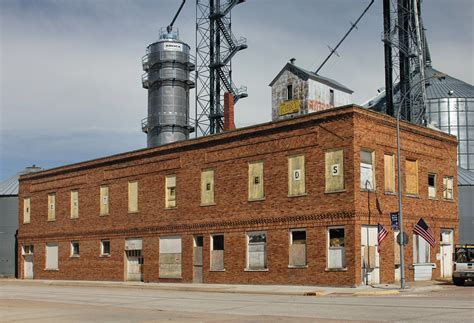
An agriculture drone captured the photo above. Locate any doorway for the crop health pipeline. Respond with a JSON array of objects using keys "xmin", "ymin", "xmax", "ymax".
[
  {"xmin": 361, "ymin": 225, "xmax": 380, "ymax": 284},
  {"xmin": 193, "ymin": 236, "xmax": 203, "ymax": 283},
  {"xmin": 125, "ymin": 250, "xmax": 143, "ymax": 281},
  {"xmin": 440, "ymin": 229, "xmax": 453, "ymax": 278},
  {"xmin": 23, "ymin": 255, "xmax": 33, "ymax": 279}
]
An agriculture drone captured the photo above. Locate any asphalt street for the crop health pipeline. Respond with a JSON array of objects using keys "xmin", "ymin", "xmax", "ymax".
[{"xmin": 0, "ymin": 282, "xmax": 473, "ymax": 322}]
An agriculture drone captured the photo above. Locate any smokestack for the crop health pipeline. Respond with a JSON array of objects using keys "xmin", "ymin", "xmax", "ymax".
[{"xmin": 224, "ymin": 92, "xmax": 235, "ymax": 131}]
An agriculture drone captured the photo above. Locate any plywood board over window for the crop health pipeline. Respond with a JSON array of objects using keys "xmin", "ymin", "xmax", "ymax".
[
  {"xmin": 325, "ymin": 149, "xmax": 344, "ymax": 192},
  {"xmin": 159, "ymin": 236, "xmax": 182, "ymax": 278},
  {"xmin": 406, "ymin": 159, "xmax": 419, "ymax": 195},
  {"xmin": 23, "ymin": 198, "xmax": 31, "ymax": 224},
  {"xmin": 248, "ymin": 162, "xmax": 264, "ymax": 201},
  {"xmin": 70, "ymin": 191, "xmax": 79, "ymax": 218},
  {"xmin": 201, "ymin": 169, "xmax": 215, "ymax": 205},
  {"xmin": 165, "ymin": 175, "xmax": 177, "ymax": 208},
  {"xmin": 47, "ymin": 193, "xmax": 56, "ymax": 221},
  {"xmin": 100, "ymin": 186, "xmax": 109, "ymax": 215},
  {"xmin": 128, "ymin": 181, "xmax": 138, "ymax": 213},
  {"xmin": 360, "ymin": 150, "xmax": 375, "ymax": 190},
  {"xmin": 288, "ymin": 155, "xmax": 306, "ymax": 196},
  {"xmin": 384, "ymin": 154, "xmax": 395, "ymax": 193}
]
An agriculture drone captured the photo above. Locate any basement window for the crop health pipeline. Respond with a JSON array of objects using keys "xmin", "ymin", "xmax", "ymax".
[
  {"xmin": 211, "ymin": 234, "xmax": 224, "ymax": 271},
  {"xmin": 70, "ymin": 241, "xmax": 80, "ymax": 257},
  {"xmin": 289, "ymin": 229, "xmax": 307, "ymax": 267},
  {"xmin": 428, "ymin": 174, "xmax": 436, "ymax": 199},
  {"xmin": 246, "ymin": 232, "xmax": 267, "ymax": 270},
  {"xmin": 101, "ymin": 240, "xmax": 110, "ymax": 256},
  {"xmin": 327, "ymin": 227, "xmax": 346, "ymax": 269}
]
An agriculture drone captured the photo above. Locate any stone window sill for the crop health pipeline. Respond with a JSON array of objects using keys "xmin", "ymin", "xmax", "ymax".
[
  {"xmin": 200, "ymin": 203, "xmax": 216, "ymax": 207},
  {"xmin": 44, "ymin": 268, "xmax": 59, "ymax": 271},
  {"xmin": 70, "ymin": 255, "xmax": 80, "ymax": 258},
  {"xmin": 288, "ymin": 193, "xmax": 308, "ymax": 198},
  {"xmin": 209, "ymin": 269, "xmax": 225, "ymax": 272},
  {"xmin": 248, "ymin": 197, "xmax": 266, "ymax": 202},
  {"xmin": 325, "ymin": 189, "xmax": 347, "ymax": 194},
  {"xmin": 406, "ymin": 194, "xmax": 420, "ymax": 199},
  {"xmin": 244, "ymin": 268, "xmax": 269, "ymax": 272},
  {"xmin": 288, "ymin": 265, "xmax": 308, "ymax": 269},
  {"xmin": 325, "ymin": 267, "xmax": 347, "ymax": 272},
  {"xmin": 100, "ymin": 254, "xmax": 111, "ymax": 258},
  {"xmin": 128, "ymin": 211, "xmax": 139, "ymax": 214}
]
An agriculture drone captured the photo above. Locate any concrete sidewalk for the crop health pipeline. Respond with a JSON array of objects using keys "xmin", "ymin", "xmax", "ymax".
[{"xmin": 0, "ymin": 278, "xmax": 448, "ymax": 296}]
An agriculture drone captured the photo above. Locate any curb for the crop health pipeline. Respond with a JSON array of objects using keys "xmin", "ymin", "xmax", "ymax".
[{"xmin": 354, "ymin": 290, "xmax": 400, "ymax": 296}]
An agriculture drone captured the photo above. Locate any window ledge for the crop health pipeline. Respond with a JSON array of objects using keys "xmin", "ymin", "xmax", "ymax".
[
  {"xmin": 325, "ymin": 267, "xmax": 347, "ymax": 272},
  {"xmin": 99, "ymin": 214, "xmax": 109, "ymax": 217},
  {"xmin": 47, "ymin": 219, "xmax": 56, "ymax": 222},
  {"xmin": 428, "ymin": 197, "xmax": 438, "ymax": 201},
  {"xmin": 44, "ymin": 268, "xmax": 59, "ymax": 271},
  {"xmin": 325, "ymin": 189, "xmax": 347, "ymax": 194},
  {"xmin": 288, "ymin": 265, "xmax": 308, "ymax": 269},
  {"xmin": 200, "ymin": 203, "xmax": 216, "ymax": 207},
  {"xmin": 23, "ymin": 222, "xmax": 30, "ymax": 225},
  {"xmin": 209, "ymin": 269, "xmax": 225, "ymax": 272},
  {"xmin": 100, "ymin": 254, "xmax": 111, "ymax": 258},
  {"xmin": 406, "ymin": 194, "xmax": 420, "ymax": 199},
  {"xmin": 384, "ymin": 191, "xmax": 397, "ymax": 195},
  {"xmin": 70, "ymin": 255, "xmax": 80, "ymax": 258},
  {"xmin": 248, "ymin": 197, "xmax": 266, "ymax": 202},
  {"xmin": 443, "ymin": 199, "xmax": 455, "ymax": 203},
  {"xmin": 360, "ymin": 189, "xmax": 376, "ymax": 193},
  {"xmin": 165, "ymin": 207, "xmax": 177, "ymax": 210},
  {"xmin": 128, "ymin": 211, "xmax": 139, "ymax": 214},
  {"xmin": 70, "ymin": 217, "xmax": 79, "ymax": 220},
  {"xmin": 244, "ymin": 268, "xmax": 269, "ymax": 272},
  {"xmin": 288, "ymin": 193, "xmax": 308, "ymax": 198}
]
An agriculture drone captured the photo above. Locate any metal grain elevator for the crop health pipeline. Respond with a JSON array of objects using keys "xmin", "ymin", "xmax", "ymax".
[{"xmin": 141, "ymin": 27, "xmax": 195, "ymax": 147}]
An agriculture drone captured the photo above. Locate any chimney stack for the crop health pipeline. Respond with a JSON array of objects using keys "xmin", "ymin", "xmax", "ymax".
[{"xmin": 224, "ymin": 92, "xmax": 235, "ymax": 131}]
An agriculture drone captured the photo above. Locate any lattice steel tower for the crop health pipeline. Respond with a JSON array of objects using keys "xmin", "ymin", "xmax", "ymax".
[
  {"xmin": 382, "ymin": 0, "xmax": 427, "ymax": 123},
  {"xmin": 195, "ymin": 0, "xmax": 248, "ymax": 136}
]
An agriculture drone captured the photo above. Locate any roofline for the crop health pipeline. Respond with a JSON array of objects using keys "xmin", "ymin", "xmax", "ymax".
[
  {"xmin": 268, "ymin": 63, "xmax": 354, "ymax": 94},
  {"xmin": 20, "ymin": 105, "xmax": 457, "ymax": 181}
]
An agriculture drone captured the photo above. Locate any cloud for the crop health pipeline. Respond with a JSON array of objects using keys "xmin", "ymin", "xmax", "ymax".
[{"xmin": 1, "ymin": 0, "xmax": 472, "ymax": 179}]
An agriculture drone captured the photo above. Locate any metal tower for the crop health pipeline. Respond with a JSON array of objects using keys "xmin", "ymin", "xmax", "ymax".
[
  {"xmin": 195, "ymin": 0, "xmax": 248, "ymax": 136},
  {"xmin": 382, "ymin": 0, "xmax": 427, "ymax": 123}
]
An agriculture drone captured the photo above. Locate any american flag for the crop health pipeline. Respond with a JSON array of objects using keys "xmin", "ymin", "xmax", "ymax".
[
  {"xmin": 413, "ymin": 218, "xmax": 436, "ymax": 247},
  {"xmin": 377, "ymin": 223, "xmax": 388, "ymax": 252}
]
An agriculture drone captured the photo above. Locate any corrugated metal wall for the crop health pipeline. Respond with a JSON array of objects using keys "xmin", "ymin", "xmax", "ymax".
[
  {"xmin": 0, "ymin": 196, "xmax": 18, "ymax": 277},
  {"xmin": 458, "ymin": 186, "xmax": 474, "ymax": 243}
]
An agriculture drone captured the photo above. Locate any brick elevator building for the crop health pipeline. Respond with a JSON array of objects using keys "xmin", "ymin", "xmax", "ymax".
[{"xmin": 17, "ymin": 106, "xmax": 458, "ymax": 286}]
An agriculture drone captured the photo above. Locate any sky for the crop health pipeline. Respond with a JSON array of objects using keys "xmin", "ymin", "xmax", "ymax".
[{"xmin": 1, "ymin": 0, "xmax": 473, "ymax": 180}]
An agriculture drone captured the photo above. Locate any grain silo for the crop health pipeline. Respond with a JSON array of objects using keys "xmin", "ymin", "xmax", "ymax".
[{"xmin": 141, "ymin": 28, "xmax": 195, "ymax": 147}]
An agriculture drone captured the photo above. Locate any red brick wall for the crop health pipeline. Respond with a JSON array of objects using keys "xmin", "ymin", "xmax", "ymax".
[{"xmin": 17, "ymin": 106, "xmax": 457, "ymax": 285}]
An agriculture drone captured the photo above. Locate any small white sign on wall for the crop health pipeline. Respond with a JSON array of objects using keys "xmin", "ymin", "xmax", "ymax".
[
  {"xmin": 293, "ymin": 169, "xmax": 301, "ymax": 181},
  {"xmin": 331, "ymin": 164, "xmax": 340, "ymax": 176}
]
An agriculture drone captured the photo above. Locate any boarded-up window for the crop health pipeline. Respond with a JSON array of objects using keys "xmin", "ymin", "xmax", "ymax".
[
  {"xmin": 443, "ymin": 176, "xmax": 454, "ymax": 200},
  {"xmin": 384, "ymin": 154, "xmax": 395, "ymax": 193},
  {"xmin": 288, "ymin": 155, "xmax": 306, "ymax": 196},
  {"xmin": 211, "ymin": 234, "xmax": 224, "ymax": 271},
  {"xmin": 360, "ymin": 150, "xmax": 375, "ymax": 190},
  {"xmin": 325, "ymin": 149, "xmax": 344, "ymax": 192},
  {"xmin": 45, "ymin": 243, "xmax": 59, "ymax": 270},
  {"xmin": 247, "ymin": 232, "xmax": 267, "ymax": 270},
  {"xmin": 70, "ymin": 191, "xmax": 79, "ymax": 218},
  {"xmin": 248, "ymin": 162, "xmax": 264, "ymax": 201},
  {"xmin": 201, "ymin": 169, "xmax": 215, "ymax": 205},
  {"xmin": 23, "ymin": 198, "xmax": 31, "ymax": 224},
  {"xmin": 47, "ymin": 194, "xmax": 56, "ymax": 221},
  {"xmin": 289, "ymin": 229, "xmax": 306, "ymax": 267},
  {"xmin": 128, "ymin": 181, "xmax": 138, "ymax": 213},
  {"xmin": 413, "ymin": 234, "xmax": 430, "ymax": 263},
  {"xmin": 406, "ymin": 159, "xmax": 419, "ymax": 195},
  {"xmin": 327, "ymin": 227, "xmax": 346, "ymax": 269},
  {"xmin": 428, "ymin": 174, "xmax": 436, "ymax": 199},
  {"xmin": 100, "ymin": 186, "xmax": 109, "ymax": 215},
  {"xmin": 165, "ymin": 175, "xmax": 177, "ymax": 208},
  {"xmin": 159, "ymin": 236, "xmax": 182, "ymax": 278}
]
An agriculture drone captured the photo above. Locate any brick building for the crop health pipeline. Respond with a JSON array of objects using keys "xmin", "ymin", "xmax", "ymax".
[{"xmin": 17, "ymin": 105, "xmax": 458, "ymax": 286}]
